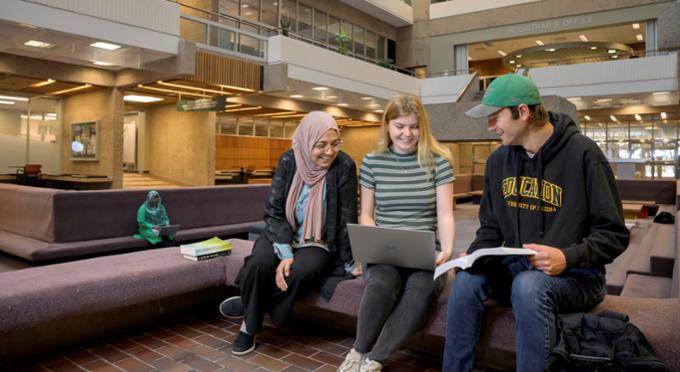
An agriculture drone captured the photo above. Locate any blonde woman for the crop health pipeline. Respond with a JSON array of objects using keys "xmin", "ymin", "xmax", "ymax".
[{"xmin": 339, "ymin": 95, "xmax": 455, "ymax": 372}]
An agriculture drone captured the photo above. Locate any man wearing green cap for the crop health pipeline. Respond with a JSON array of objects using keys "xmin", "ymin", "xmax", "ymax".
[{"xmin": 443, "ymin": 74, "xmax": 629, "ymax": 371}]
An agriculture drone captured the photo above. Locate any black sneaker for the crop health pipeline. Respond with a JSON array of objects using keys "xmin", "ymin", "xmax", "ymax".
[
  {"xmin": 232, "ymin": 331, "xmax": 256, "ymax": 355},
  {"xmin": 219, "ymin": 296, "xmax": 244, "ymax": 318}
]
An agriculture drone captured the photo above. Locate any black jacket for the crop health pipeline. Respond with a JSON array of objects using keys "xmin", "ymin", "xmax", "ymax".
[
  {"xmin": 262, "ymin": 149, "xmax": 358, "ymax": 298},
  {"xmin": 470, "ymin": 112, "xmax": 629, "ymax": 270}
]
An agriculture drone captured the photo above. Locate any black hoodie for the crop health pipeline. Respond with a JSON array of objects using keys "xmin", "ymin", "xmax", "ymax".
[{"xmin": 470, "ymin": 112, "xmax": 629, "ymax": 271}]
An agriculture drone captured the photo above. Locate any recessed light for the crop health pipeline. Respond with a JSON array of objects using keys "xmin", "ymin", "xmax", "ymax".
[
  {"xmin": 0, "ymin": 100, "xmax": 15, "ymax": 105},
  {"xmin": 30, "ymin": 79, "xmax": 56, "ymax": 88},
  {"xmin": 584, "ymin": 115, "xmax": 591, "ymax": 121},
  {"xmin": 545, "ymin": 48, "xmax": 556, "ymax": 52},
  {"xmin": 497, "ymin": 50, "xmax": 507, "ymax": 56},
  {"xmin": 595, "ymin": 98, "xmax": 612, "ymax": 103},
  {"xmin": 0, "ymin": 95, "xmax": 29, "ymax": 101},
  {"xmin": 611, "ymin": 55, "xmax": 619, "ymax": 59},
  {"xmin": 374, "ymin": 109, "xmax": 384, "ymax": 113},
  {"xmin": 90, "ymin": 41, "xmax": 121, "ymax": 50},
  {"xmin": 661, "ymin": 112, "xmax": 667, "ymax": 119},
  {"xmin": 24, "ymin": 40, "xmax": 54, "ymax": 48},
  {"xmin": 337, "ymin": 103, "xmax": 349, "ymax": 107},
  {"xmin": 535, "ymin": 40, "xmax": 544, "ymax": 46},
  {"xmin": 124, "ymin": 95, "xmax": 163, "ymax": 103},
  {"xmin": 51, "ymin": 84, "xmax": 92, "ymax": 95},
  {"xmin": 653, "ymin": 91, "xmax": 670, "ymax": 95},
  {"xmin": 515, "ymin": 54, "xmax": 522, "ymax": 58},
  {"xmin": 361, "ymin": 97, "xmax": 372, "ymax": 100},
  {"xmin": 509, "ymin": 60, "xmax": 515, "ymax": 64},
  {"xmin": 312, "ymin": 86, "xmax": 329, "ymax": 91},
  {"xmin": 635, "ymin": 114, "xmax": 642, "ymax": 121},
  {"xmin": 326, "ymin": 95, "xmax": 338, "ymax": 99},
  {"xmin": 607, "ymin": 49, "xmax": 616, "ymax": 54},
  {"xmin": 516, "ymin": 64, "xmax": 522, "ymax": 68},
  {"xmin": 610, "ymin": 115, "xmax": 617, "ymax": 121},
  {"xmin": 92, "ymin": 60, "xmax": 113, "ymax": 66},
  {"xmin": 632, "ymin": 23, "xmax": 640, "ymax": 29},
  {"xmin": 590, "ymin": 46, "xmax": 598, "ymax": 50},
  {"xmin": 368, "ymin": 103, "xmax": 380, "ymax": 108},
  {"xmin": 579, "ymin": 35, "xmax": 588, "ymax": 42},
  {"xmin": 290, "ymin": 94, "xmax": 304, "ymax": 98},
  {"xmin": 241, "ymin": 3, "xmax": 249, "ymax": 7},
  {"xmin": 636, "ymin": 34, "xmax": 644, "ymax": 41}
]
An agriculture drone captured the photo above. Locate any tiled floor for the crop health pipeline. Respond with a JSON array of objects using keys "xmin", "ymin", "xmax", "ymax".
[{"xmin": 5, "ymin": 306, "xmax": 444, "ymax": 372}]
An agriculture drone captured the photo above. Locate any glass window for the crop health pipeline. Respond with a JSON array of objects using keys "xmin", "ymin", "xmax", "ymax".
[
  {"xmin": 238, "ymin": 117, "xmax": 254, "ymax": 136},
  {"xmin": 254, "ymin": 118, "xmax": 269, "ymax": 137},
  {"xmin": 217, "ymin": 115, "xmax": 237, "ymax": 135},
  {"xmin": 630, "ymin": 122, "xmax": 652, "ymax": 140},
  {"xmin": 281, "ymin": 0, "xmax": 296, "ymax": 32},
  {"xmin": 366, "ymin": 31, "xmax": 377, "ymax": 60},
  {"xmin": 341, "ymin": 21, "xmax": 353, "ymax": 54},
  {"xmin": 377, "ymin": 35, "xmax": 386, "ymax": 60},
  {"xmin": 353, "ymin": 25, "xmax": 364, "ymax": 56},
  {"xmin": 284, "ymin": 121, "xmax": 297, "ymax": 138},
  {"xmin": 608, "ymin": 122, "xmax": 627, "ymax": 141},
  {"xmin": 270, "ymin": 120, "xmax": 284, "ymax": 137},
  {"xmin": 219, "ymin": 0, "xmax": 240, "ymax": 17},
  {"xmin": 239, "ymin": 23, "xmax": 262, "ymax": 57},
  {"xmin": 298, "ymin": 3, "xmax": 312, "ymax": 39},
  {"xmin": 313, "ymin": 9, "xmax": 327, "ymax": 43},
  {"xmin": 328, "ymin": 16, "xmax": 340, "ymax": 47},
  {"xmin": 630, "ymin": 142, "xmax": 652, "ymax": 160},
  {"xmin": 261, "ymin": 0, "xmax": 278, "ymax": 27},
  {"xmin": 241, "ymin": 0, "xmax": 260, "ymax": 23}
]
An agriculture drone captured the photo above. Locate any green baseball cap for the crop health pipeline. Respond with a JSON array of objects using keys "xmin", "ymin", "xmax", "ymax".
[{"xmin": 466, "ymin": 74, "xmax": 542, "ymax": 119}]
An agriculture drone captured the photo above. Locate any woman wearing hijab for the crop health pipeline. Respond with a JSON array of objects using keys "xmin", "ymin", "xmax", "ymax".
[
  {"xmin": 134, "ymin": 190, "xmax": 173, "ymax": 246},
  {"xmin": 219, "ymin": 111, "xmax": 358, "ymax": 355}
]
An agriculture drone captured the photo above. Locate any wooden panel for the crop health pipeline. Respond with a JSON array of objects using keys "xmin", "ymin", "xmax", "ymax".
[
  {"xmin": 215, "ymin": 135, "xmax": 290, "ymax": 171},
  {"xmin": 190, "ymin": 51, "xmax": 260, "ymax": 91}
]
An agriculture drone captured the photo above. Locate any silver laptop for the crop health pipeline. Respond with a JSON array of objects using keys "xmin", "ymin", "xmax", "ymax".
[
  {"xmin": 347, "ymin": 224, "xmax": 437, "ymax": 271},
  {"xmin": 159, "ymin": 224, "xmax": 181, "ymax": 236}
]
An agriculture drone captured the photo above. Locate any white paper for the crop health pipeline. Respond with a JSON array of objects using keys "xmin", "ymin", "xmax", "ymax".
[{"xmin": 434, "ymin": 247, "xmax": 537, "ymax": 280}]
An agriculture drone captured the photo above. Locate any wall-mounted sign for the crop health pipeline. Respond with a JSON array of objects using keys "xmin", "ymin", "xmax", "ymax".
[{"xmin": 176, "ymin": 96, "xmax": 227, "ymax": 112}]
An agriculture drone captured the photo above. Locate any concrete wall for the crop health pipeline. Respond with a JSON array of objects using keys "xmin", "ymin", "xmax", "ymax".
[
  {"xmin": 62, "ymin": 88, "xmax": 124, "ymax": 188},
  {"xmin": 145, "ymin": 104, "xmax": 215, "ymax": 186},
  {"xmin": 340, "ymin": 125, "xmax": 381, "ymax": 167},
  {"xmin": 657, "ymin": 1, "xmax": 680, "ymax": 51}
]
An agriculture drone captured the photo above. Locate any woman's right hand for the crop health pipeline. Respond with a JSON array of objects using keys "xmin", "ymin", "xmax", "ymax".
[{"xmin": 276, "ymin": 258, "xmax": 294, "ymax": 291}]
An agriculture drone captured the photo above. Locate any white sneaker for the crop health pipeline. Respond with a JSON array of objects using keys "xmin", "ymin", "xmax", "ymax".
[
  {"xmin": 360, "ymin": 359, "xmax": 383, "ymax": 372},
  {"xmin": 338, "ymin": 349, "xmax": 364, "ymax": 372}
]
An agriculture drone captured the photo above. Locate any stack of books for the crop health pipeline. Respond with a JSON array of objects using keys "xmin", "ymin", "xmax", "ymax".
[{"xmin": 180, "ymin": 237, "xmax": 232, "ymax": 261}]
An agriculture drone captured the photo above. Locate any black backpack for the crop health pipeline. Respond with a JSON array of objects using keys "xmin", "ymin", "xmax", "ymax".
[{"xmin": 547, "ymin": 310, "xmax": 669, "ymax": 372}]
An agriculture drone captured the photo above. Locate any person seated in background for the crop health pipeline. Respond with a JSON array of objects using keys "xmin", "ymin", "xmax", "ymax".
[
  {"xmin": 339, "ymin": 95, "xmax": 455, "ymax": 372},
  {"xmin": 134, "ymin": 190, "xmax": 174, "ymax": 247},
  {"xmin": 218, "ymin": 111, "xmax": 359, "ymax": 356}
]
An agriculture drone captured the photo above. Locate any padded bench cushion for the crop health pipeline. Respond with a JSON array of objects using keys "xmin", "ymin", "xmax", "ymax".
[{"xmin": 0, "ymin": 247, "xmax": 228, "ymax": 332}]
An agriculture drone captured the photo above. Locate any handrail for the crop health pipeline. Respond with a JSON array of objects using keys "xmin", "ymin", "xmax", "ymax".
[
  {"xmin": 174, "ymin": 0, "xmax": 279, "ymax": 36},
  {"xmin": 455, "ymin": 70, "xmax": 480, "ymax": 103}
]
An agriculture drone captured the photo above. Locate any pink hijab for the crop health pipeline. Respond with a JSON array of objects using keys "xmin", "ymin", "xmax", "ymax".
[{"xmin": 285, "ymin": 111, "xmax": 339, "ymax": 244}]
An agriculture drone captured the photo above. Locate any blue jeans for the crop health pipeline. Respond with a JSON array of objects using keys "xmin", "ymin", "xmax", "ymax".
[{"xmin": 442, "ymin": 258, "xmax": 605, "ymax": 372}]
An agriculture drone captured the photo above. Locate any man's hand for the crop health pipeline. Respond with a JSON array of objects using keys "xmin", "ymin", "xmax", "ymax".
[
  {"xmin": 276, "ymin": 258, "xmax": 293, "ymax": 291},
  {"xmin": 436, "ymin": 250, "xmax": 453, "ymax": 266},
  {"xmin": 525, "ymin": 243, "xmax": 567, "ymax": 276},
  {"xmin": 351, "ymin": 263, "xmax": 363, "ymax": 277}
]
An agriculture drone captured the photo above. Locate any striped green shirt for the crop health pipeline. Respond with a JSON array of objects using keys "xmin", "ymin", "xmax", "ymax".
[{"xmin": 360, "ymin": 149, "xmax": 454, "ymax": 232}]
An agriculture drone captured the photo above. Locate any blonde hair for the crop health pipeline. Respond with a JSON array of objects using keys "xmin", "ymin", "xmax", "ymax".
[{"xmin": 375, "ymin": 95, "xmax": 453, "ymax": 178}]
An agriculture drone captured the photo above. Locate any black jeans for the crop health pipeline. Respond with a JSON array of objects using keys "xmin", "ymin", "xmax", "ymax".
[
  {"xmin": 235, "ymin": 236, "xmax": 332, "ymax": 334},
  {"xmin": 354, "ymin": 264, "xmax": 444, "ymax": 362}
]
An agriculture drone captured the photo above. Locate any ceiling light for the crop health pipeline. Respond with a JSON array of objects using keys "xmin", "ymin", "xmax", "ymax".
[
  {"xmin": 374, "ymin": 109, "xmax": 384, "ymax": 113},
  {"xmin": 636, "ymin": 34, "xmax": 644, "ymax": 41},
  {"xmin": 90, "ymin": 41, "xmax": 121, "ymax": 50},
  {"xmin": 535, "ymin": 40, "xmax": 544, "ymax": 46},
  {"xmin": 241, "ymin": 3, "xmax": 249, "ymax": 7},
  {"xmin": 217, "ymin": 84, "xmax": 255, "ymax": 92},
  {"xmin": 224, "ymin": 106, "xmax": 262, "ymax": 113},
  {"xmin": 509, "ymin": 60, "xmax": 515, "ymax": 64},
  {"xmin": 137, "ymin": 84, "xmax": 208, "ymax": 98},
  {"xmin": 579, "ymin": 35, "xmax": 588, "ymax": 42},
  {"xmin": 632, "ymin": 23, "xmax": 640, "ymax": 29},
  {"xmin": 611, "ymin": 55, "xmax": 619, "ymax": 59},
  {"xmin": 271, "ymin": 113, "xmax": 307, "ymax": 119},
  {"xmin": 225, "ymin": 104, "xmax": 242, "ymax": 109},
  {"xmin": 337, "ymin": 103, "xmax": 349, "ymax": 107},
  {"xmin": 0, "ymin": 95, "xmax": 29, "ymax": 101},
  {"xmin": 368, "ymin": 103, "xmax": 380, "ymax": 108},
  {"xmin": 157, "ymin": 81, "xmax": 233, "ymax": 95},
  {"xmin": 595, "ymin": 98, "xmax": 612, "ymax": 103},
  {"xmin": 312, "ymin": 86, "xmax": 329, "ymax": 91},
  {"xmin": 545, "ymin": 48, "xmax": 556, "ymax": 52},
  {"xmin": 516, "ymin": 64, "xmax": 522, "ymax": 68},
  {"xmin": 326, "ymin": 95, "xmax": 338, "ymax": 99},
  {"xmin": 245, "ymin": 11, "xmax": 252, "ymax": 16},
  {"xmin": 0, "ymin": 100, "xmax": 15, "ymax": 105},
  {"xmin": 584, "ymin": 115, "xmax": 591, "ymax": 121},
  {"xmin": 51, "ymin": 84, "xmax": 92, "ymax": 95},
  {"xmin": 24, "ymin": 40, "xmax": 54, "ymax": 48},
  {"xmin": 610, "ymin": 115, "xmax": 617, "ymax": 122},
  {"xmin": 635, "ymin": 114, "xmax": 642, "ymax": 121},
  {"xmin": 290, "ymin": 94, "xmax": 304, "ymax": 98},
  {"xmin": 361, "ymin": 97, "xmax": 372, "ymax": 100},
  {"xmin": 92, "ymin": 60, "xmax": 113, "ymax": 66},
  {"xmin": 590, "ymin": 46, "xmax": 598, "ymax": 50},
  {"xmin": 497, "ymin": 50, "xmax": 507, "ymax": 56},
  {"xmin": 661, "ymin": 112, "xmax": 667, "ymax": 119},
  {"xmin": 607, "ymin": 49, "xmax": 616, "ymax": 54},
  {"xmin": 653, "ymin": 91, "xmax": 670, "ymax": 96},
  {"xmin": 123, "ymin": 95, "xmax": 163, "ymax": 103},
  {"xmin": 515, "ymin": 54, "xmax": 522, "ymax": 58},
  {"xmin": 254, "ymin": 111, "xmax": 297, "ymax": 117},
  {"xmin": 30, "ymin": 79, "xmax": 55, "ymax": 88}
]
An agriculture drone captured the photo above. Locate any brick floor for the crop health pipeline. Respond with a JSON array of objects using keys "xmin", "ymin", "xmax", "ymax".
[{"xmin": 5, "ymin": 307, "xmax": 446, "ymax": 372}]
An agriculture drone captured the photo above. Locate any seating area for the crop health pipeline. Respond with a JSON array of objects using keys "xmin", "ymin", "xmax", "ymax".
[
  {"xmin": 452, "ymin": 173, "xmax": 484, "ymax": 208},
  {"xmin": 1, "ymin": 180, "xmax": 680, "ymax": 370}
]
